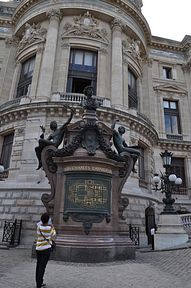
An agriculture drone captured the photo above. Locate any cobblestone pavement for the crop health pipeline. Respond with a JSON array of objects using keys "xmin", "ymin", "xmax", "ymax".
[{"xmin": 0, "ymin": 247, "xmax": 191, "ymax": 288}]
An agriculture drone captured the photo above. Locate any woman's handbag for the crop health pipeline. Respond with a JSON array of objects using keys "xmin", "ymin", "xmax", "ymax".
[
  {"xmin": 50, "ymin": 240, "xmax": 56, "ymax": 252},
  {"xmin": 39, "ymin": 228, "xmax": 56, "ymax": 252}
]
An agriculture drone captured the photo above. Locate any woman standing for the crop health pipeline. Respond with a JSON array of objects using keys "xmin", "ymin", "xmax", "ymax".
[{"xmin": 36, "ymin": 213, "xmax": 56, "ymax": 288}]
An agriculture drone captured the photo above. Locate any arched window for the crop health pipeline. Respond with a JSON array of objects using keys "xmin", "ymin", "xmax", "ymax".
[
  {"xmin": 128, "ymin": 69, "xmax": 137, "ymax": 109},
  {"xmin": 16, "ymin": 55, "xmax": 36, "ymax": 98}
]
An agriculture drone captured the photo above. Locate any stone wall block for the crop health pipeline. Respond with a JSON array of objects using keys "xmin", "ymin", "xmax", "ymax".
[
  {"xmin": 4, "ymin": 207, "xmax": 10, "ymax": 213},
  {"xmin": 28, "ymin": 207, "xmax": 39, "ymax": 214},
  {"xmin": 0, "ymin": 207, "xmax": 4, "ymax": 213},
  {"xmin": 16, "ymin": 199, "xmax": 34, "ymax": 206},
  {"xmin": 2, "ymin": 199, "xmax": 15, "ymax": 205},
  {"xmin": 0, "ymin": 192, "xmax": 7, "ymax": 198},
  {"xmin": 12, "ymin": 191, "xmax": 23, "ymax": 198},
  {"xmin": 0, "ymin": 214, "xmax": 13, "ymax": 221},
  {"xmin": 10, "ymin": 207, "xmax": 20, "ymax": 213}
]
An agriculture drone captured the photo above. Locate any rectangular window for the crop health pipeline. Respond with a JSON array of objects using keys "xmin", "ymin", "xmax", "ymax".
[
  {"xmin": 67, "ymin": 49, "xmax": 97, "ymax": 94},
  {"xmin": 128, "ymin": 69, "xmax": 138, "ymax": 109},
  {"xmin": 163, "ymin": 100, "xmax": 181, "ymax": 136},
  {"xmin": 0, "ymin": 133, "xmax": 14, "ymax": 170},
  {"xmin": 16, "ymin": 56, "xmax": 35, "ymax": 98},
  {"xmin": 163, "ymin": 66, "xmax": 173, "ymax": 79},
  {"xmin": 170, "ymin": 158, "xmax": 186, "ymax": 194}
]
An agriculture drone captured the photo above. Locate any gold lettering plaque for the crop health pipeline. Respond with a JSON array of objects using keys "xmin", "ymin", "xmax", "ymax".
[
  {"xmin": 65, "ymin": 173, "xmax": 111, "ymax": 212},
  {"xmin": 64, "ymin": 166, "xmax": 112, "ymax": 174}
]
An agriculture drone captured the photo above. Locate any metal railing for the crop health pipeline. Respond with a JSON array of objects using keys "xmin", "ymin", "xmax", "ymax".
[
  {"xmin": 180, "ymin": 214, "xmax": 191, "ymax": 240},
  {"xmin": 129, "ymin": 224, "xmax": 140, "ymax": 246},
  {"xmin": 2, "ymin": 219, "xmax": 22, "ymax": 247}
]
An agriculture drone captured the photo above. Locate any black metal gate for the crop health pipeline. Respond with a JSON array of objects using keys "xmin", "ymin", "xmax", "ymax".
[
  {"xmin": 2, "ymin": 219, "xmax": 22, "ymax": 246},
  {"xmin": 129, "ymin": 224, "xmax": 140, "ymax": 246}
]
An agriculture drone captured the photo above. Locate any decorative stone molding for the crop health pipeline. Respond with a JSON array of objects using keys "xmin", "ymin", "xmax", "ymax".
[
  {"xmin": 36, "ymin": 43, "xmax": 45, "ymax": 54},
  {"xmin": 17, "ymin": 23, "xmax": 47, "ymax": 53},
  {"xmin": 111, "ymin": 18, "xmax": 123, "ymax": 32},
  {"xmin": 5, "ymin": 35, "xmax": 20, "ymax": 47},
  {"xmin": 61, "ymin": 11, "xmax": 109, "ymax": 45},
  {"xmin": 130, "ymin": 0, "xmax": 143, "ymax": 10},
  {"xmin": 122, "ymin": 37, "xmax": 142, "ymax": 65},
  {"xmin": 182, "ymin": 48, "xmax": 191, "ymax": 72},
  {"xmin": 153, "ymin": 84, "xmax": 188, "ymax": 95},
  {"xmin": 47, "ymin": 8, "xmax": 62, "ymax": 21},
  {"xmin": 99, "ymin": 47, "xmax": 108, "ymax": 55}
]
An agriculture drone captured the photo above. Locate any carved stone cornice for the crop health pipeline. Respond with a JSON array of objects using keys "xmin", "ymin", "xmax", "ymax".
[
  {"xmin": 158, "ymin": 139, "xmax": 191, "ymax": 152},
  {"xmin": 10, "ymin": 0, "xmax": 152, "ymax": 45}
]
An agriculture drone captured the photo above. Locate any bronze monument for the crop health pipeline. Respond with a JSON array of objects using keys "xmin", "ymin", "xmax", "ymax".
[{"xmin": 35, "ymin": 87, "xmax": 139, "ymax": 262}]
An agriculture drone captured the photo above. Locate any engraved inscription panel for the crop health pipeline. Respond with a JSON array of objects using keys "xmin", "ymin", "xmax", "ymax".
[{"xmin": 64, "ymin": 173, "xmax": 111, "ymax": 213}]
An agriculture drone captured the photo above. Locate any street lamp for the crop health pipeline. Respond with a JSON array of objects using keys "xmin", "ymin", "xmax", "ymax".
[
  {"xmin": 152, "ymin": 150, "xmax": 182, "ymax": 214},
  {"xmin": 0, "ymin": 164, "xmax": 5, "ymax": 181}
]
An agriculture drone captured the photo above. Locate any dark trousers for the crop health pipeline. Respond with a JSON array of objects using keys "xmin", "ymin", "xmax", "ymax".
[{"xmin": 36, "ymin": 248, "xmax": 51, "ymax": 288}]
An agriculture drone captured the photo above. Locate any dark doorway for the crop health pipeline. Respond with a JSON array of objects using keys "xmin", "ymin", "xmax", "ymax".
[
  {"xmin": 72, "ymin": 78, "xmax": 91, "ymax": 93},
  {"xmin": 145, "ymin": 206, "xmax": 156, "ymax": 245}
]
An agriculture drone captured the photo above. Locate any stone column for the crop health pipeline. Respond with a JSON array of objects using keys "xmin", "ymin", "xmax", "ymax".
[
  {"xmin": 9, "ymin": 62, "xmax": 22, "ymax": 100},
  {"xmin": 57, "ymin": 42, "xmax": 70, "ymax": 92},
  {"xmin": 37, "ymin": 9, "xmax": 61, "ymax": 100},
  {"xmin": 123, "ymin": 59, "xmax": 128, "ymax": 107},
  {"xmin": 97, "ymin": 48, "xmax": 108, "ymax": 98},
  {"xmin": 111, "ymin": 19, "xmax": 123, "ymax": 106}
]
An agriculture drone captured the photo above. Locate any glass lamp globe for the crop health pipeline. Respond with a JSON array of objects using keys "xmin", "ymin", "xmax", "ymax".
[
  {"xmin": 152, "ymin": 175, "xmax": 160, "ymax": 184},
  {"xmin": 0, "ymin": 165, "xmax": 4, "ymax": 173},
  {"xmin": 169, "ymin": 174, "xmax": 177, "ymax": 182},
  {"xmin": 175, "ymin": 177, "xmax": 182, "ymax": 185}
]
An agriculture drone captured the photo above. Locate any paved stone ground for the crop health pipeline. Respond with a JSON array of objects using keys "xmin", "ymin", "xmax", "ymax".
[{"xmin": 0, "ymin": 247, "xmax": 191, "ymax": 288}]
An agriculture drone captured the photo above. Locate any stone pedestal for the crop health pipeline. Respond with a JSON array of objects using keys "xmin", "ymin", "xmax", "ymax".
[
  {"xmin": 39, "ymin": 98, "xmax": 137, "ymax": 262},
  {"xmin": 154, "ymin": 214, "xmax": 188, "ymax": 250}
]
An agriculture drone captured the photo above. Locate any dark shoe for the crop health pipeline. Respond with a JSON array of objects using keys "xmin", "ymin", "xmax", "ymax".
[{"xmin": 41, "ymin": 284, "xmax": 46, "ymax": 287}]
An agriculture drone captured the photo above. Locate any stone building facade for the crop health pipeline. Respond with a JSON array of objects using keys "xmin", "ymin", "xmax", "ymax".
[{"xmin": 0, "ymin": 0, "xmax": 191, "ymax": 246}]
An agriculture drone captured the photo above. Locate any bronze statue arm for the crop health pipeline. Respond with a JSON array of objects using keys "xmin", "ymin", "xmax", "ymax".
[
  {"xmin": 39, "ymin": 125, "xmax": 45, "ymax": 139},
  {"xmin": 60, "ymin": 108, "xmax": 75, "ymax": 130},
  {"xmin": 111, "ymin": 119, "xmax": 119, "ymax": 130}
]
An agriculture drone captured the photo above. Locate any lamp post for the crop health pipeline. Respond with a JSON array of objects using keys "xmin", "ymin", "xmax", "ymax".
[
  {"xmin": 152, "ymin": 150, "xmax": 182, "ymax": 214},
  {"xmin": 0, "ymin": 164, "xmax": 5, "ymax": 181}
]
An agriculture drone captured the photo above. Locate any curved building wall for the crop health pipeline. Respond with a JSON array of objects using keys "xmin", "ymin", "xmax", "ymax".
[{"xmin": 0, "ymin": 0, "xmax": 191, "ymax": 246}]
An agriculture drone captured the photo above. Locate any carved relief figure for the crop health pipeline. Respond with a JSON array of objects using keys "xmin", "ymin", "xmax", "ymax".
[
  {"xmin": 35, "ymin": 108, "xmax": 75, "ymax": 170},
  {"xmin": 123, "ymin": 37, "xmax": 142, "ymax": 63},
  {"xmin": 111, "ymin": 119, "xmax": 140, "ymax": 173},
  {"xmin": 18, "ymin": 23, "xmax": 47, "ymax": 51}
]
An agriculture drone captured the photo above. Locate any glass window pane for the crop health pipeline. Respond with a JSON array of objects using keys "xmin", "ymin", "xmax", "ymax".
[
  {"xmin": 163, "ymin": 101, "xmax": 169, "ymax": 108},
  {"xmin": 23, "ymin": 62, "xmax": 29, "ymax": 75},
  {"xmin": 171, "ymin": 116, "xmax": 179, "ymax": 134},
  {"xmin": 74, "ymin": 51, "xmax": 83, "ymax": 65},
  {"xmin": 170, "ymin": 101, "xmax": 176, "ymax": 109},
  {"xmin": 164, "ymin": 115, "xmax": 172, "ymax": 133},
  {"xmin": 28, "ymin": 58, "xmax": 35, "ymax": 73},
  {"xmin": 84, "ymin": 52, "xmax": 93, "ymax": 66}
]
